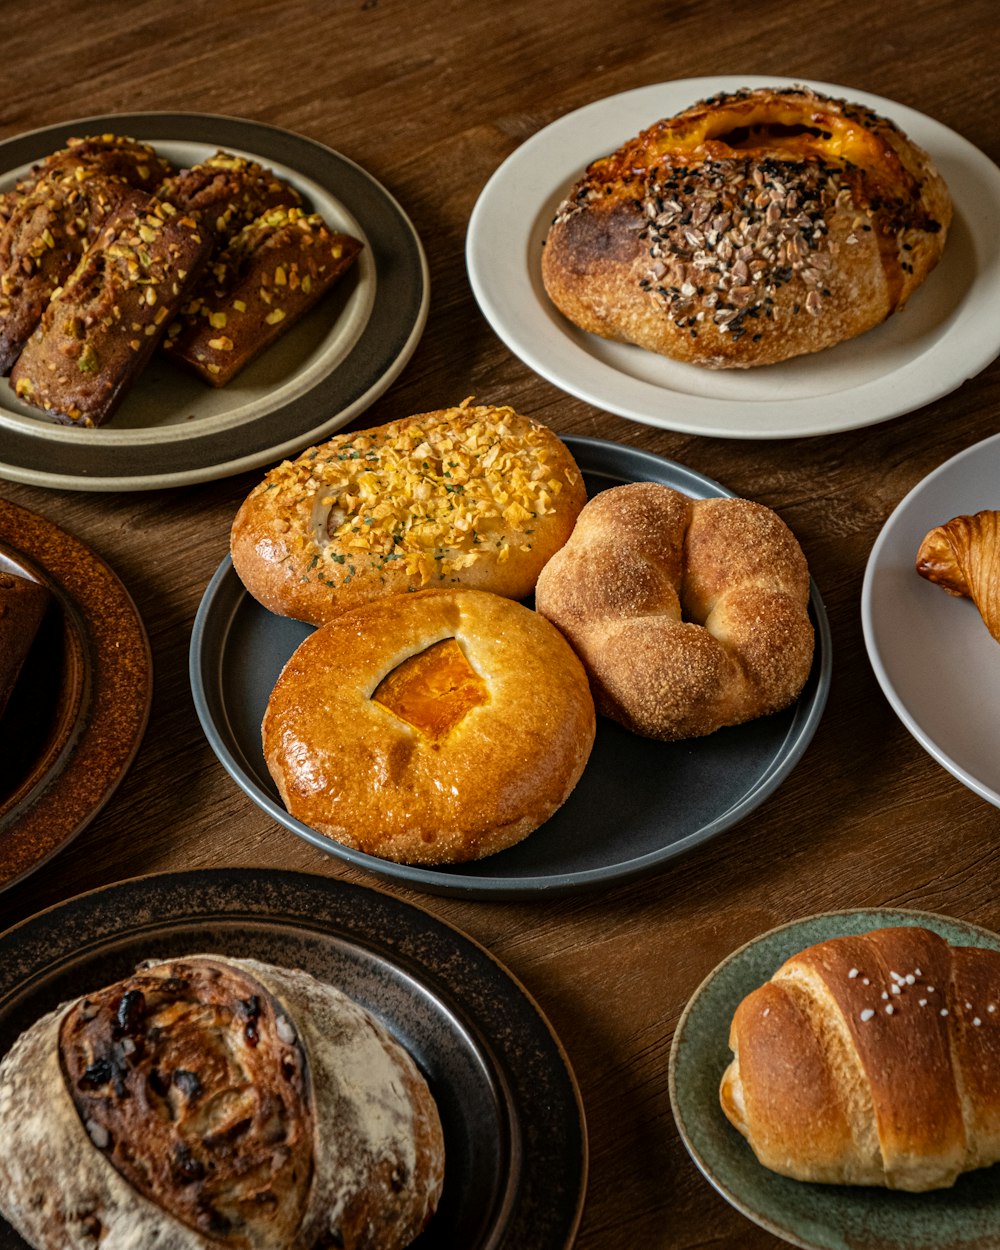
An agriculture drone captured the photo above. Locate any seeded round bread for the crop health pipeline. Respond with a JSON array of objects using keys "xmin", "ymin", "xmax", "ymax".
[
  {"xmin": 231, "ymin": 401, "xmax": 588, "ymax": 624},
  {"xmin": 541, "ymin": 84, "xmax": 952, "ymax": 368},
  {"xmin": 534, "ymin": 482, "xmax": 814, "ymax": 740},
  {"xmin": 262, "ymin": 587, "xmax": 596, "ymax": 863},
  {"xmin": 0, "ymin": 954, "xmax": 445, "ymax": 1250}
]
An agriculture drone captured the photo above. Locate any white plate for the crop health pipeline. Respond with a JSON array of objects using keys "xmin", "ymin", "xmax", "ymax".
[
  {"xmin": 861, "ymin": 432, "xmax": 1000, "ymax": 806},
  {"xmin": 466, "ymin": 76, "xmax": 1000, "ymax": 439},
  {"xmin": 0, "ymin": 113, "xmax": 428, "ymax": 491}
]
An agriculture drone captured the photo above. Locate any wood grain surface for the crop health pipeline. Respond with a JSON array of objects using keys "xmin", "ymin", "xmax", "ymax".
[{"xmin": 2, "ymin": 0, "xmax": 999, "ymax": 1246}]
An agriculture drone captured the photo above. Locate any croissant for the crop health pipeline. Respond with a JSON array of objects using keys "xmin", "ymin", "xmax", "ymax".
[
  {"xmin": 719, "ymin": 926, "xmax": 1000, "ymax": 1191},
  {"xmin": 0, "ymin": 954, "xmax": 445, "ymax": 1249},
  {"xmin": 916, "ymin": 510, "xmax": 1000, "ymax": 642},
  {"xmin": 541, "ymin": 84, "xmax": 951, "ymax": 369}
]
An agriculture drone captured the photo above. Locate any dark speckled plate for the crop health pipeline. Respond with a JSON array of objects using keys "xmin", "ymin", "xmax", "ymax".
[
  {"xmin": 0, "ymin": 499, "xmax": 151, "ymax": 891},
  {"xmin": 669, "ymin": 908, "xmax": 1000, "ymax": 1250},
  {"xmin": 190, "ymin": 436, "xmax": 832, "ymax": 899},
  {"xmin": 0, "ymin": 868, "xmax": 587, "ymax": 1250}
]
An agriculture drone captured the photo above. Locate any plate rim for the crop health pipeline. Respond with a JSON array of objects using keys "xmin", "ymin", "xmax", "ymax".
[
  {"xmin": 0, "ymin": 111, "xmax": 429, "ymax": 491},
  {"xmin": 0, "ymin": 864, "xmax": 588, "ymax": 1250},
  {"xmin": 668, "ymin": 906, "xmax": 1000, "ymax": 1250},
  {"xmin": 189, "ymin": 434, "xmax": 833, "ymax": 899},
  {"xmin": 0, "ymin": 499, "xmax": 152, "ymax": 891},
  {"xmin": 466, "ymin": 74, "xmax": 1000, "ymax": 440},
  {"xmin": 860, "ymin": 429, "xmax": 1000, "ymax": 807}
]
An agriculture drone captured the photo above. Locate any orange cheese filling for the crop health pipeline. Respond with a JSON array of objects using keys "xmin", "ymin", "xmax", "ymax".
[
  {"xmin": 372, "ymin": 637, "xmax": 489, "ymax": 739},
  {"xmin": 628, "ymin": 99, "xmax": 891, "ymax": 178}
]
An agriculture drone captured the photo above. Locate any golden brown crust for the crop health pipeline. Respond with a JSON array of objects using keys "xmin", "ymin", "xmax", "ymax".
[
  {"xmin": 533, "ymin": 482, "xmax": 813, "ymax": 740},
  {"xmin": 916, "ymin": 510, "xmax": 1000, "ymax": 642},
  {"xmin": 231, "ymin": 402, "xmax": 588, "ymax": 625},
  {"xmin": 720, "ymin": 927, "xmax": 1000, "ymax": 1191},
  {"xmin": 541, "ymin": 84, "xmax": 952, "ymax": 368},
  {"xmin": 262, "ymin": 587, "xmax": 596, "ymax": 863}
]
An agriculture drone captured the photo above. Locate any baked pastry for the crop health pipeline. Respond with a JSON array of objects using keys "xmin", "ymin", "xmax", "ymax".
[
  {"xmin": 262, "ymin": 587, "xmax": 596, "ymax": 863},
  {"xmin": 163, "ymin": 205, "xmax": 362, "ymax": 386},
  {"xmin": 11, "ymin": 190, "xmax": 213, "ymax": 427},
  {"xmin": 542, "ymin": 84, "xmax": 952, "ymax": 368},
  {"xmin": 916, "ymin": 510, "xmax": 1000, "ymax": 643},
  {"xmin": 719, "ymin": 926, "xmax": 1000, "ymax": 1191},
  {"xmin": 159, "ymin": 151, "xmax": 302, "ymax": 241},
  {"xmin": 0, "ymin": 172, "xmax": 133, "ymax": 373},
  {"xmin": 14, "ymin": 133, "xmax": 174, "ymax": 198},
  {"xmin": 534, "ymin": 481, "xmax": 813, "ymax": 740},
  {"xmin": 0, "ymin": 135, "xmax": 174, "ymax": 374},
  {"xmin": 231, "ymin": 400, "xmax": 588, "ymax": 624},
  {"xmin": 0, "ymin": 953, "xmax": 445, "ymax": 1249},
  {"xmin": 0, "ymin": 569, "xmax": 51, "ymax": 717}
]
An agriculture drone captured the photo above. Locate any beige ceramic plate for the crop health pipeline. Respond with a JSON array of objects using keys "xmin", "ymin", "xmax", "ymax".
[
  {"xmin": 0, "ymin": 499, "xmax": 151, "ymax": 889},
  {"xmin": 0, "ymin": 113, "xmax": 428, "ymax": 490},
  {"xmin": 467, "ymin": 76, "xmax": 1000, "ymax": 438},
  {"xmin": 669, "ymin": 908, "xmax": 1000, "ymax": 1249}
]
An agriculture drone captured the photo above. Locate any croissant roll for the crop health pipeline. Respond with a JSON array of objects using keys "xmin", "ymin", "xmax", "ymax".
[
  {"xmin": 916, "ymin": 510, "xmax": 1000, "ymax": 642},
  {"xmin": 542, "ymin": 84, "xmax": 952, "ymax": 369},
  {"xmin": 719, "ymin": 926, "xmax": 1000, "ymax": 1191}
]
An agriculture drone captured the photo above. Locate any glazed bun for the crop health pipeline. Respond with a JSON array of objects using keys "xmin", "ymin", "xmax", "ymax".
[
  {"xmin": 263, "ymin": 588, "xmax": 596, "ymax": 863},
  {"xmin": 542, "ymin": 84, "xmax": 951, "ymax": 368}
]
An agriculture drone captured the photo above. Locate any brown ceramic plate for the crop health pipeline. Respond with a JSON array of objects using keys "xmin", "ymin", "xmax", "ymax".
[
  {"xmin": 0, "ymin": 867, "xmax": 587, "ymax": 1249},
  {"xmin": 0, "ymin": 499, "xmax": 151, "ymax": 890}
]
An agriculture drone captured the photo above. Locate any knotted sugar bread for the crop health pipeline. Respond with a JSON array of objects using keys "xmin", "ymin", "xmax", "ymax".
[
  {"xmin": 541, "ymin": 84, "xmax": 952, "ymax": 368},
  {"xmin": 534, "ymin": 482, "xmax": 813, "ymax": 740}
]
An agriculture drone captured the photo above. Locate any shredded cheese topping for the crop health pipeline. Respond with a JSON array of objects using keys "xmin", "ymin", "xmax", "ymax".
[{"xmin": 257, "ymin": 401, "xmax": 577, "ymax": 586}]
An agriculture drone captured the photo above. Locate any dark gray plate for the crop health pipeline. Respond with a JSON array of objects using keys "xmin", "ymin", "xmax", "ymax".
[
  {"xmin": 190, "ymin": 436, "xmax": 832, "ymax": 899},
  {"xmin": 0, "ymin": 112, "xmax": 427, "ymax": 491},
  {"xmin": 0, "ymin": 868, "xmax": 586, "ymax": 1250},
  {"xmin": 669, "ymin": 909, "xmax": 1000, "ymax": 1249}
]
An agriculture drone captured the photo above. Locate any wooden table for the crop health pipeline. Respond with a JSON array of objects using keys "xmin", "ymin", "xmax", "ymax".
[{"xmin": 2, "ymin": 1, "xmax": 999, "ymax": 1245}]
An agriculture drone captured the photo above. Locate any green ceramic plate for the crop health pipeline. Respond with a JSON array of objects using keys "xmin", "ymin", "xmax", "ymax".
[{"xmin": 669, "ymin": 909, "xmax": 1000, "ymax": 1250}]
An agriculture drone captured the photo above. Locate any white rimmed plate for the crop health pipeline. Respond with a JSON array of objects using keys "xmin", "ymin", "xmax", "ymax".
[
  {"xmin": 466, "ymin": 76, "xmax": 1000, "ymax": 439},
  {"xmin": 861, "ymin": 431, "xmax": 1000, "ymax": 807},
  {"xmin": 669, "ymin": 908, "xmax": 1000, "ymax": 1249},
  {"xmin": 0, "ymin": 113, "xmax": 428, "ymax": 491}
]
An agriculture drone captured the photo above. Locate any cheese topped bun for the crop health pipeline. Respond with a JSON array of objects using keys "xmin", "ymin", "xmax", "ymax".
[{"xmin": 231, "ymin": 400, "xmax": 587, "ymax": 624}]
